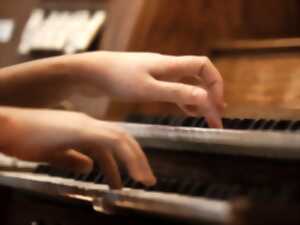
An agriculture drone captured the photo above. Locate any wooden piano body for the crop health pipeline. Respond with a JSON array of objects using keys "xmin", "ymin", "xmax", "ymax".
[{"xmin": 2, "ymin": 0, "xmax": 300, "ymax": 225}]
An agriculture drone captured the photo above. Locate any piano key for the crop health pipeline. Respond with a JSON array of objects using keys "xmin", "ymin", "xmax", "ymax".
[
  {"xmin": 194, "ymin": 182, "xmax": 211, "ymax": 196},
  {"xmin": 239, "ymin": 119, "xmax": 255, "ymax": 130},
  {"xmin": 94, "ymin": 172, "xmax": 104, "ymax": 183},
  {"xmin": 167, "ymin": 116, "xmax": 184, "ymax": 126},
  {"xmin": 226, "ymin": 184, "xmax": 243, "ymax": 198},
  {"xmin": 248, "ymin": 187, "xmax": 261, "ymax": 200},
  {"xmin": 84, "ymin": 169, "xmax": 99, "ymax": 182},
  {"xmin": 291, "ymin": 121, "xmax": 300, "ymax": 131},
  {"xmin": 273, "ymin": 120, "xmax": 292, "ymax": 131},
  {"xmin": 262, "ymin": 120, "xmax": 276, "ymax": 130},
  {"xmin": 181, "ymin": 117, "xmax": 197, "ymax": 127},
  {"xmin": 165, "ymin": 178, "xmax": 180, "ymax": 193},
  {"xmin": 126, "ymin": 178, "xmax": 136, "ymax": 187},
  {"xmin": 126, "ymin": 114, "xmax": 300, "ymax": 133},
  {"xmin": 204, "ymin": 184, "xmax": 220, "ymax": 198},
  {"xmin": 77, "ymin": 173, "xmax": 90, "ymax": 181},
  {"xmin": 211, "ymin": 184, "xmax": 230, "ymax": 200},
  {"xmin": 176, "ymin": 179, "xmax": 193, "ymax": 194},
  {"xmin": 188, "ymin": 182, "xmax": 203, "ymax": 196},
  {"xmin": 122, "ymin": 175, "xmax": 131, "ymax": 186},
  {"xmin": 195, "ymin": 118, "xmax": 206, "ymax": 127},
  {"xmin": 32, "ymin": 164, "xmax": 300, "ymax": 204},
  {"xmin": 217, "ymin": 184, "xmax": 234, "ymax": 200},
  {"xmin": 259, "ymin": 186, "xmax": 275, "ymax": 200},
  {"xmin": 47, "ymin": 166, "xmax": 63, "ymax": 177},
  {"xmin": 34, "ymin": 164, "xmax": 50, "ymax": 174},
  {"xmin": 230, "ymin": 119, "xmax": 242, "ymax": 129},
  {"xmin": 125, "ymin": 114, "xmax": 141, "ymax": 123},
  {"xmin": 156, "ymin": 115, "xmax": 172, "ymax": 125},
  {"xmin": 142, "ymin": 116, "xmax": 158, "ymax": 124}
]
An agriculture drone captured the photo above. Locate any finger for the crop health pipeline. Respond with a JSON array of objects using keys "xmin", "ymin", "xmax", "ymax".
[
  {"xmin": 179, "ymin": 104, "xmax": 223, "ymax": 128},
  {"xmin": 124, "ymin": 135, "xmax": 156, "ymax": 186},
  {"xmin": 80, "ymin": 127, "xmax": 155, "ymax": 187},
  {"xmin": 149, "ymin": 78, "xmax": 222, "ymax": 128},
  {"xmin": 110, "ymin": 132, "xmax": 156, "ymax": 186},
  {"xmin": 149, "ymin": 79, "xmax": 210, "ymax": 107},
  {"xmin": 154, "ymin": 56, "xmax": 224, "ymax": 113},
  {"xmin": 47, "ymin": 149, "xmax": 93, "ymax": 174},
  {"xmin": 89, "ymin": 149, "xmax": 122, "ymax": 190},
  {"xmin": 197, "ymin": 57, "xmax": 224, "ymax": 113},
  {"xmin": 149, "ymin": 80, "xmax": 222, "ymax": 127}
]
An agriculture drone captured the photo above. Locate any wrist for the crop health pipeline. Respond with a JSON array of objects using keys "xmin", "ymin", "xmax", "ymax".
[{"xmin": 61, "ymin": 52, "xmax": 113, "ymax": 93}]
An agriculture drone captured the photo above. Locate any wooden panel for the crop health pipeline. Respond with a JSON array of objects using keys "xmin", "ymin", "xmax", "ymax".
[
  {"xmin": 214, "ymin": 49, "xmax": 300, "ymax": 119},
  {"xmin": 103, "ymin": 0, "xmax": 300, "ymax": 54},
  {"xmin": 101, "ymin": 0, "xmax": 145, "ymax": 51},
  {"xmin": 0, "ymin": 0, "xmax": 38, "ymax": 67},
  {"xmin": 239, "ymin": 0, "xmax": 300, "ymax": 38}
]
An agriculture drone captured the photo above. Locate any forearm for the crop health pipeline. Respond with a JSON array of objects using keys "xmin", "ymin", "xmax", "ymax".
[{"xmin": 0, "ymin": 53, "xmax": 106, "ymax": 107}]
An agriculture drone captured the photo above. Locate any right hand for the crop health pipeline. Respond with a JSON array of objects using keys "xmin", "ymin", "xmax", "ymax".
[
  {"xmin": 69, "ymin": 52, "xmax": 224, "ymax": 128},
  {"xmin": 1, "ymin": 107, "xmax": 156, "ymax": 189}
]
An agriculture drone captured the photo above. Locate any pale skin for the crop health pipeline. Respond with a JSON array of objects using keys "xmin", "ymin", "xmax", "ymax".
[{"xmin": 0, "ymin": 51, "xmax": 224, "ymax": 189}]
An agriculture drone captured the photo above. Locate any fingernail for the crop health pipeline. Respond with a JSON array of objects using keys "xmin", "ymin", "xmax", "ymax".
[
  {"xmin": 143, "ymin": 175, "xmax": 157, "ymax": 187},
  {"xmin": 150, "ymin": 175, "xmax": 157, "ymax": 186},
  {"xmin": 79, "ymin": 164, "xmax": 93, "ymax": 174},
  {"xmin": 192, "ymin": 89, "xmax": 203, "ymax": 97}
]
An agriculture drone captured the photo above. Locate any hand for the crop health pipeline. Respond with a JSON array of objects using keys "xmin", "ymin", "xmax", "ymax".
[
  {"xmin": 72, "ymin": 52, "xmax": 224, "ymax": 128},
  {"xmin": 1, "ymin": 107, "xmax": 156, "ymax": 189}
]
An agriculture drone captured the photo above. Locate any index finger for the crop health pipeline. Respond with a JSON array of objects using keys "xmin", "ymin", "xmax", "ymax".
[
  {"xmin": 197, "ymin": 57, "xmax": 224, "ymax": 113},
  {"xmin": 152, "ymin": 55, "xmax": 224, "ymax": 113}
]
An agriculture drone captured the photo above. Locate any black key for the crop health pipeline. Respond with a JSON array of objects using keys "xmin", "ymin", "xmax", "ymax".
[
  {"xmin": 212, "ymin": 184, "xmax": 230, "ymax": 200},
  {"xmin": 226, "ymin": 184, "xmax": 243, "ymax": 199},
  {"xmin": 218, "ymin": 184, "xmax": 234, "ymax": 200},
  {"xmin": 126, "ymin": 114, "xmax": 143, "ymax": 123},
  {"xmin": 143, "ymin": 116, "xmax": 158, "ymax": 124},
  {"xmin": 126, "ymin": 178, "xmax": 136, "ymax": 187},
  {"xmin": 290, "ymin": 121, "xmax": 300, "ymax": 132},
  {"xmin": 35, "ymin": 165, "xmax": 50, "ymax": 174},
  {"xmin": 222, "ymin": 118, "xmax": 232, "ymax": 129},
  {"xmin": 273, "ymin": 120, "xmax": 292, "ymax": 131},
  {"xmin": 130, "ymin": 181, "xmax": 141, "ymax": 189},
  {"xmin": 48, "ymin": 167, "xmax": 62, "ymax": 177},
  {"xmin": 85, "ymin": 169, "xmax": 99, "ymax": 182},
  {"xmin": 239, "ymin": 119, "xmax": 255, "ymax": 130},
  {"xmin": 205, "ymin": 184, "xmax": 222, "ymax": 198},
  {"xmin": 94, "ymin": 173, "xmax": 104, "ymax": 183},
  {"xmin": 194, "ymin": 182, "xmax": 210, "ymax": 196},
  {"xmin": 166, "ymin": 178, "xmax": 180, "ymax": 193},
  {"xmin": 156, "ymin": 116, "xmax": 172, "ymax": 125},
  {"xmin": 122, "ymin": 175, "xmax": 131, "ymax": 187},
  {"xmin": 176, "ymin": 179, "xmax": 193, "ymax": 194},
  {"xmin": 181, "ymin": 117, "xmax": 197, "ymax": 127},
  {"xmin": 78, "ymin": 173, "xmax": 90, "ymax": 181},
  {"xmin": 188, "ymin": 182, "xmax": 203, "ymax": 196},
  {"xmin": 58, "ymin": 170, "xmax": 72, "ymax": 178},
  {"xmin": 249, "ymin": 119, "xmax": 267, "ymax": 130},
  {"xmin": 196, "ymin": 118, "xmax": 206, "ymax": 127},
  {"xmin": 230, "ymin": 119, "xmax": 242, "ymax": 129},
  {"xmin": 262, "ymin": 120, "xmax": 276, "ymax": 130}
]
